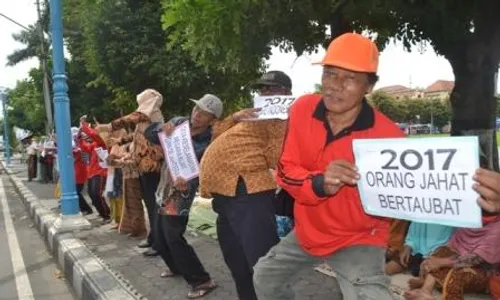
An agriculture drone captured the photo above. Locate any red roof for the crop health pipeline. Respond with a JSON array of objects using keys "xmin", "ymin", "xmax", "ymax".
[
  {"xmin": 425, "ymin": 80, "xmax": 454, "ymax": 93},
  {"xmin": 376, "ymin": 85, "xmax": 413, "ymax": 95}
]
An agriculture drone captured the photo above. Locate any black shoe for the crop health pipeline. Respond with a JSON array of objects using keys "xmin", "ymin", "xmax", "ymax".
[
  {"xmin": 143, "ymin": 249, "xmax": 159, "ymax": 257},
  {"xmin": 101, "ymin": 218, "xmax": 112, "ymax": 225},
  {"xmin": 137, "ymin": 240, "xmax": 152, "ymax": 248}
]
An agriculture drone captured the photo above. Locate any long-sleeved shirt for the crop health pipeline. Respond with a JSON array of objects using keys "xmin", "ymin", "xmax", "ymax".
[
  {"xmin": 145, "ymin": 117, "xmax": 212, "ymax": 215},
  {"xmin": 73, "ymin": 148, "xmax": 88, "ymax": 184},
  {"xmin": 111, "ymin": 111, "xmax": 163, "ymax": 174},
  {"xmin": 79, "ymin": 125, "xmax": 107, "ymax": 178},
  {"xmin": 199, "ymin": 117, "xmax": 287, "ymax": 198},
  {"xmin": 276, "ymin": 94, "xmax": 405, "ymax": 257}
]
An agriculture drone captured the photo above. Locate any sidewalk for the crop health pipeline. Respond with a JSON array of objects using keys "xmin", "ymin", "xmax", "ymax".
[{"xmin": 5, "ymin": 158, "xmax": 490, "ymax": 300}]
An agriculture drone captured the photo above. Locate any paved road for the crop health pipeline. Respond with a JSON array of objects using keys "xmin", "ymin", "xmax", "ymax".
[{"xmin": 0, "ymin": 173, "xmax": 75, "ymax": 300}]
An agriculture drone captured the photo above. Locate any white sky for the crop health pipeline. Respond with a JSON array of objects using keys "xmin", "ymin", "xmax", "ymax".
[{"xmin": 1, "ymin": 0, "xmax": 499, "ymax": 96}]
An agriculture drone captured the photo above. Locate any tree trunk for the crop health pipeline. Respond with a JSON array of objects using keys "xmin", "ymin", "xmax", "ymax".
[{"xmin": 447, "ymin": 40, "xmax": 500, "ymax": 172}]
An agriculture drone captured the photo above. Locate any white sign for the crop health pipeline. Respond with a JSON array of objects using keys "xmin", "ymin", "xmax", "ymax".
[
  {"xmin": 158, "ymin": 121, "xmax": 199, "ymax": 180},
  {"xmin": 253, "ymin": 95, "xmax": 296, "ymax": 120},
  {"xmin": 353, "ymin": 137, "xmax": 482, "ymax": 228},
  {"xmin": 95, "ymin": 147, "xmax": 109, "ymax": 169}
]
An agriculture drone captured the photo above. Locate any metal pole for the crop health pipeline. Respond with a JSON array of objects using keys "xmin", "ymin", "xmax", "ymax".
[
  {"xmin": 2, "ymin": 94, "xmax": 11, "ymax": 166},
  {"xmin": 430, "ymin": 100, "xmax": 434, "ymax": 134},
  {"xmin": 36, "ymin": 0, "xmax": 54, "ymax": 135},
  {"xmin": 49, "ymin": 0, "xmax": 81, "ymax": 219},
  {"xmin": 0, "ymin": 91, "xmax": 11, "ymax": 166}
]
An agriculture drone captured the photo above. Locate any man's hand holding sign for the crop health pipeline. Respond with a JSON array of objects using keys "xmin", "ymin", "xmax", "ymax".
[
  {"xmin": 473, "ymin": 168, "xmax": 500, "ymax": 214},
  {"xmin": 353, "ymin": 137, "xmax": 482, "ymax": 228},
  {"xmin": 252, "ymin": 95, "xmax": 296, "ymax": 120},
  {"xmin": 323, "ymin": 160, "xmax": 360, "ymax": 196},
  {"xmin": 158, "ymin": 121, "xmax": 199, "ymax": 185}
]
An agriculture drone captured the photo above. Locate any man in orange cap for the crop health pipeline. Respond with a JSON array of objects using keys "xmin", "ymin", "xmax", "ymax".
[{"xmin": 253, "ymin": 33, "xmax": 404, "ymax": 299}]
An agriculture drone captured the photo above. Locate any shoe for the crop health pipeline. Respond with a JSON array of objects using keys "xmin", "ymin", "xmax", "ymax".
[
  {"xmin": 82, "ymin": 210, "xmax": 93, "ymax": 216},
  {"xmin": 137, "ymin": 240, "xmax": 152, "ymax": 248},
  {"xmin": 101, "ymin": 218, "xmax": 112, "ymax": 225},
  {"xmin": 143, "ymin": 249, "xmax": 159, "ymax": 257}
]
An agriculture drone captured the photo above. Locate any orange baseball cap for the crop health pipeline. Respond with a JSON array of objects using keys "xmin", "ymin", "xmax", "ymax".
[{"xmin": 316, "ymin": 33, "xmax": 379, "ymax": 73}]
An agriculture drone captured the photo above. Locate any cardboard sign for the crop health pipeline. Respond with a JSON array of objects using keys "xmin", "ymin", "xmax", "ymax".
[
  {"xmin": 158, "ymin": 121, "xmax": 199, "ymax": 180},
  {"xmin": 253, "ymin": 95, "xmax": 296, "ymax": 120},
  {"xmin": 353, "ymin": 137, "xmax": 482, "ymax": 228}
]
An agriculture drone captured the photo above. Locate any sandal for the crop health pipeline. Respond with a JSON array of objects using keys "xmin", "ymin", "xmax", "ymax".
[
  {"xmin": 160, "ymin": 270, "xmax": 179, "ymax": 278},
  {"xmin": 187, "ymin": 280, "xmax": 218, "ymax": 299}
]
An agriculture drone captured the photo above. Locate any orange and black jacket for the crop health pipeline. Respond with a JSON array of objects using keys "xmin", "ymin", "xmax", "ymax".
[{"xmin": 276, "ymin": 94, "xmax": 405, "ymax": 257}]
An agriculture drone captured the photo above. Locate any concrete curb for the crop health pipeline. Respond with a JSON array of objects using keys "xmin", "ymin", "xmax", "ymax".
[{"xmin": 2, "ymin": 164, "xmax": 146, "ymax": 300}]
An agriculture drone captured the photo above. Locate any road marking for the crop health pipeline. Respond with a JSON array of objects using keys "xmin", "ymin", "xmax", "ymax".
[{"xmin": 0, "ymin": 179, "xmax": 35, "ymax": 299}]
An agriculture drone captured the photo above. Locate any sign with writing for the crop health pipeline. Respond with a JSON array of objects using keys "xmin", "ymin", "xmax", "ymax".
[
  {"xmin": 95, "ymin": 147, "xmax": 108, "ymax": 169},
  {"xmin": 158, "ymin": 121, "xmax": 199, "ymax": 181},
  {"xmin": 253, "ymin": 95, "xmax": 296, "ymax": 120},
  {"xmin": 353, "ymin": 137, "xmax": 482, "ymax": 228}
]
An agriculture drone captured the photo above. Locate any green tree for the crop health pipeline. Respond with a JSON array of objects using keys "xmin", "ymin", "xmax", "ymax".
[
  {"xmin": 5, "ymin": 2, "xmax": 49, "ymax": 67},
  {"xmin": 163, "ymin": 0, "xmax": 500, "ymax": 170},
  {"xmin": 63, "ymin": 0, "xmax": 258, "ymax": 120},
  {"xmin": 6, "ymin": 69, "xmax": 46, "ymax": 135},
  {"xmin": 368, "ymin": 91, "xmax": 407, "ymax": 123}
]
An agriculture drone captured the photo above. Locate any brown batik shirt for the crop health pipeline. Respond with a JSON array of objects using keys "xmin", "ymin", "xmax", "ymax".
[
  {"xmin": 111, "ymin": 111, "xmax": 164, "ymax": 174},
  {"xmin": 199, "ymin": 116, "xmax": 287, "ymax": 198}
]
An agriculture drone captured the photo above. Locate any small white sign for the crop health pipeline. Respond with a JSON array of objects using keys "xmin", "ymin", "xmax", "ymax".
[
  {"xmin": 158, "ymin": 121, "xmax": 199, "ymax": 181},
  {"xmin": 95, "ymin": 147, "xmax": 109, "ymax": 169},
  {"xmin": 353, "ymin": 137, "xmax": 482, "ymax": 228},
  {"xmin": 253, "ymin": 95, "xmax": 296, "ymax": 120}
]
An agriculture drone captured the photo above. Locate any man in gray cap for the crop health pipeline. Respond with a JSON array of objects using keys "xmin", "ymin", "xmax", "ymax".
[{"xmin": 144, "ymin": 93, "xmax": 223, "ymax": 298}]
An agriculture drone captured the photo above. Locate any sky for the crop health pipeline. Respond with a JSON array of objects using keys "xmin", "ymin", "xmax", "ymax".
[{"xmin": 1, "ymin": 0, "xmax": 499, "ymax": 96}]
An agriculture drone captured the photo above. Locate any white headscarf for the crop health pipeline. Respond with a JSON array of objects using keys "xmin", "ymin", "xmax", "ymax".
[{"xmin": 136, "ymin": 89, "xmax": 164, "ymax": 123}]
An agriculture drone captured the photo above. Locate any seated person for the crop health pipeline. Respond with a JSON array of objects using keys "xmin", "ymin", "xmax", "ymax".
[
  {"xmin": 404, "ymin": 216, "xmax": 500, "ymax": 300},
  {"xmin": 386, "ymin": 219, "xmax": 410, "ymax": 262},
  {"xmin": 385, "ymin": 222, "xmax": 455, "ymax": 276}
]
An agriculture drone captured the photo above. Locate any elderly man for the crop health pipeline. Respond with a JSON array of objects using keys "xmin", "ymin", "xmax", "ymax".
[
  {"xmin": 199, "ymin": 71, "xmax": 292, "ymax": 300},
  {"xmin": 144, "ymin": 94, "xmax": 223, "ymax": 299},
  {"xmin": 253, "ymin": 33, "xmax": 405, "ymax": 300}
]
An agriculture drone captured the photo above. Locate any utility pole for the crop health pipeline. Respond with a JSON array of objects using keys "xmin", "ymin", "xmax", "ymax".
[
  {"xmin": 36, "ymin": 0, "xmax": 54, "ymax": 135},
  {"xmin": 49, "ymin": 0, "xmax": 91, "ymax": 231}
]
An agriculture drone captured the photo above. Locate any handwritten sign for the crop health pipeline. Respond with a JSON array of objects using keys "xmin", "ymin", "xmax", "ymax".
[
  {"xmin": 158, "ymin": 121, "xmax": 199, "ymax": 181},
  {"xmin": 95, "ymin": 147, "xmax": 108, "ymax": 169},
  {"xmin": 253, "ymin": 95, "xmax": 296, "ymax": 120},
  {"xmin": 353, "ymin": 137, "xmax": 482, "ymax": 228}
]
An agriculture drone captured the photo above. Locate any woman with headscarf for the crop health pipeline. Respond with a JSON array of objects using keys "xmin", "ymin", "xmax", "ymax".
[
  {"xmin": 404, "ymin": 216, "xmax": 500, "ymax": 300},
  {"xmin": 96, "ymin": 89, "xmax": 165, "ymax": 255},
  {"xmin": 105, "ymin": 130, "xmax": 147, "ymax": 237}
]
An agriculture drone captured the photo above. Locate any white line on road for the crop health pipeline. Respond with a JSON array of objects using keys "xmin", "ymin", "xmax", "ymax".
[{"xmin": 0, "ymin": 179, "xmax": 35, "ymax": 299}]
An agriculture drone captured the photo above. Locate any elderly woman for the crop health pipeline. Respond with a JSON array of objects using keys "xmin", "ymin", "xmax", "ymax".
[
  {"xmin": 96, "ymin": 89, "xmax": 165, "ymax": 255},
  {"xmin": 404, "ymin": 216, "xmax": 500, "ymax": 300}
]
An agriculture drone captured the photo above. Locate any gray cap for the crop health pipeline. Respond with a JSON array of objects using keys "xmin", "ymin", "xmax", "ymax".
[{"xmin": 190, "ymin": 94, "xmax": 223, "ymax": 119}]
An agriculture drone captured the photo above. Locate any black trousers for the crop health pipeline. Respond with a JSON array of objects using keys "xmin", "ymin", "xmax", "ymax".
[
  {"xmin": 212, "ymin": 179, "xmax": 279, "ymax": 300},
  {"xmin": 155, "ymin": 214, "xmax": 211, "ymax": 286},
  {"xmin": 139, "ymin": 172, "xmax": 160, "ymax": 248},
  {"xmin": 87, "ymin": 175, "xmax": 110, "ymax": 219},
  {"xmin": 76, "ymin": 183, "xmax": 93, "ymax": 213}
]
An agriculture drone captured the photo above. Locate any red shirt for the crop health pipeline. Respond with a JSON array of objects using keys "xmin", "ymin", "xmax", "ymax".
[
  {"xmin": 276, "ymin": 94, "xmax": 405, "ymax": 257},
  {"xmin": 79, "ymin": 125, "xmax": 107, "ymax": 179},
  {"xmin": 73, "ymin": 149, "xmax": 88, "ymax": 184}
]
